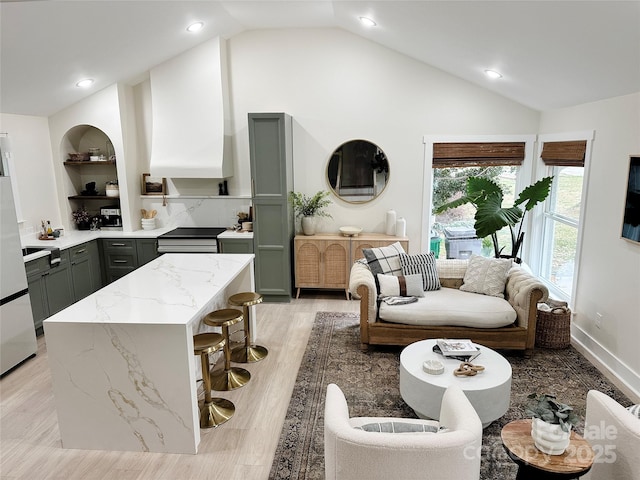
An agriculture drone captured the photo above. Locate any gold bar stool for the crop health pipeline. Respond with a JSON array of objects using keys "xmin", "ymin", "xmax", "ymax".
[
  {"xmin": 228, "ymin": 292, "xmax": 268, "ymax": 363},
  {"xmin": 203, "ymin": 308, "xmax": 251, "ymax": 391},
  {"xmin": 193, "ymin": 332, "xmax": 235, "ymax": 428}
]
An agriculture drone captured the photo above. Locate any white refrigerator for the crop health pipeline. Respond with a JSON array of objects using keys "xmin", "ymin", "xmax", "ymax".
[{"xmin": 0, "ymin": 176, "xmax": 37, "ymax": 375}]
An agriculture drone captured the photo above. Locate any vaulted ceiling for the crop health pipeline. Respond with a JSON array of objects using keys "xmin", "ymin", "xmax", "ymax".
[{"xmin": 1, "ymin": 1, "xmax": 639, "ymax": 117}]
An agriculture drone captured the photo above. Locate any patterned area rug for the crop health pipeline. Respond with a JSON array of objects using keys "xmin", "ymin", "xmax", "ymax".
[{"xmin": 269, "ymin": 312, "xmax": 631, "ymax": 479}]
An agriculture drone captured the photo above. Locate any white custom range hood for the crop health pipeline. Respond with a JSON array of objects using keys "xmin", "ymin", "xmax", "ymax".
[{"xmin": 149, "ymin": 37, "xmax": 233, "ymax": 178}]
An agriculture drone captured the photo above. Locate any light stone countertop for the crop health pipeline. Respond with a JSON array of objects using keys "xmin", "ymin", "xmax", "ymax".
[
  {"xmin": 21, "ymin": 227, "xmax": 253, "ymax": 262},
  {"xmin": 44, "ymin": 253, "xmax": 255, "ymax": 326},
  {"xmin": 217, "ymin": 229, "xmax": 253, "ymax": 239},
  {"xmin": 21, "ymin": 226, "xmax": 173, "ymax": 261}
]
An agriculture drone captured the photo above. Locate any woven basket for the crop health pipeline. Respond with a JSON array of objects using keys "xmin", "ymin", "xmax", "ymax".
[{"xmin": 535, "ymin": 300, "xmax": 571, "ymax": 349}]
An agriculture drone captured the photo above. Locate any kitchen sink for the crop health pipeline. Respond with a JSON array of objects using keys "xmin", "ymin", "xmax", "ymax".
[{"xmin": 22, "ymin": 246, "xmax": 46, "ymax": 256}]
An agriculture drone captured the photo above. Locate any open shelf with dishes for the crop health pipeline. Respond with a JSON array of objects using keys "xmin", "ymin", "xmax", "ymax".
[{"xmin": 61, "ymin": 125, "xmax": 122, "ymax": 230}]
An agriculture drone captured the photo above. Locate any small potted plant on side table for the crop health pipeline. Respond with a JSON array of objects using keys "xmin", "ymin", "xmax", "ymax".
[{"xmin": 526, "ymin": 393, "xmax": 580, "ymax": 455}]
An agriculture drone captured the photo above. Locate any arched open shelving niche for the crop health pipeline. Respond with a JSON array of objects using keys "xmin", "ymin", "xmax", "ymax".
[{"xmin": 61, "ymin": 125, "xmax": 121, "ymax": 229}]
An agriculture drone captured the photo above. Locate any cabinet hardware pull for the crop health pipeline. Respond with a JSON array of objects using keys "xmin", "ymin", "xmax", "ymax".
[
  {"xmin": 113, "ymin": 260, "xmax": 127, "ymax": 264},
  {"xmin": 111, "ymin": 243, "xmax": 126, "ymax": 246},
  {"xmin": 75, "ymin": 249, "xmax": 86, "ymax": 254}
]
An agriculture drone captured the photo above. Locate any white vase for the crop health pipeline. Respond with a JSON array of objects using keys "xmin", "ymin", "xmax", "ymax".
[
  {"xmin": 531, "ymin": 417, "xmax": 572, "ymax": 455},
  {"xmin": 385, "ymin": 210, "xmax": 396, "ymax": 235},
  {"xmin": 396, "ymin": 217, "xmax": 406, "ymax": 237},
  {"xmin": 301, "ymin": 216, "xmax": 316, "ymax": 235}
]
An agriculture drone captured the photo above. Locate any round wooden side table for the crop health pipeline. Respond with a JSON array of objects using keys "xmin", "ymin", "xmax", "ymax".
[{"xmin": 501, "ymin": 419, "xmax": 595, "ymax": 480}]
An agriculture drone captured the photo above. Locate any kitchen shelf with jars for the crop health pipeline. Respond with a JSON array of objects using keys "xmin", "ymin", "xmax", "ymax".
[{"xmin": 61, "ymin": 125, "xmax": 122, "ymax": 230}]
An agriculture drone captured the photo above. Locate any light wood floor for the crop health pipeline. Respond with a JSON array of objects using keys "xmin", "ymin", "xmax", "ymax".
[{"xmin": 0, "ymin": 293, "xmax": 358, "ymax": 480}]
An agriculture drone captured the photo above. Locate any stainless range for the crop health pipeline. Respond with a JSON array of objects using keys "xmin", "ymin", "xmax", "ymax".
[{"xmin": 157, "ymin": 227, "xmax": 227, "ymax": 253}]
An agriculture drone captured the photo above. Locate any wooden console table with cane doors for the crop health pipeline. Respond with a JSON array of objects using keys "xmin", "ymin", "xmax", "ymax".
[{"xmin": 294, "ymin": 233, "xmax": 408, "ymax": 299}]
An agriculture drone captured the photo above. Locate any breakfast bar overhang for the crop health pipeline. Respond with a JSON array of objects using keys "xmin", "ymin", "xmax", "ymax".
[{"xmin": 43, "ymin": 253, "xmax": 255, "ymax": 454}]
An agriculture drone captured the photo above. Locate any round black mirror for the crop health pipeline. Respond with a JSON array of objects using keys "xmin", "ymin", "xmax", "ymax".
[{"xmin": 326, "ymin": 139, "xmax": 389, "ymax": 203}]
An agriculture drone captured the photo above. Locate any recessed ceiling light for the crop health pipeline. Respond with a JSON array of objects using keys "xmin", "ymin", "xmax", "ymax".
[
  {"xmin": 75, "ymin": 78, "xmax": 94, "ymax": 88},
  {"xmin": 359, "ymin": 16, "xmax": 377, "ymax": 27},
  {"xmin": 484, "ymin": 69, "xmax": 503, "ymax": 79},
  {"xmin": 187, "ymin": 22, "xmax": 204, "ymax": 33}
]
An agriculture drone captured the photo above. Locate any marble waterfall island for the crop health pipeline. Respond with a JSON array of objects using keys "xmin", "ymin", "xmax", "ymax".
[{"xmin": 44, "ymin": 253, "xmax": 255, "ymax": 454}]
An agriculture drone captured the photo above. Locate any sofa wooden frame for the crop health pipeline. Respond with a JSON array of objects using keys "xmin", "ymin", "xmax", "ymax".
[{"xmin": 352, "ymin": 262, "xmax": 548, "ymax": 357}]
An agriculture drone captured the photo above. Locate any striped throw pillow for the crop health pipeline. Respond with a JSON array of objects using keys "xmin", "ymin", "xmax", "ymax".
[
  {"xmin": 399, "ymin": 252, "xmax": 441, "ymax": 291},
  {"xmin": 354, "ymin": 421, "xmax": 439, "ymax": 433}
]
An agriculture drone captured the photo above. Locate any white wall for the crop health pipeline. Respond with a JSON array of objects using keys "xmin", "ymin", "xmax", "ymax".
[
  {"xmin": 539, "ymin": 93, "xmax": 640, "ymax": 398},
  {"xmin": 48, "ymin": 83, "xmax": 138, "ymax": 232},
  {"xmin": 225, "ymin": 28, "xmax": 540, "ymax": 250},
  {"xmin": 130, "ymin": 28, "xmax": 540, "ymax": 241},
  {"xmin": 0, "ymin": 113, "xmax": 59, "ymax": 236}
]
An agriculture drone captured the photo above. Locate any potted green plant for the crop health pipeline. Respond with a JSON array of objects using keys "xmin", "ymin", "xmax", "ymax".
[
  {"xmin": 526, "ymin": 393, "xmax": 580, "ymax": 455},
  {"xmin": 288, "ymin": 190, "xmax": 332, "ymax": 235},
  {"xmin": 435, "ymin": 176, "xmax": 553, "ymax": 262}
]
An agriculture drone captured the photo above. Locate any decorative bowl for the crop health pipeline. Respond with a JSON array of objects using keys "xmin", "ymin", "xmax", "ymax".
[{"xmin": 339, "ymin": 226, "xmax": 363, "ymax": 237}]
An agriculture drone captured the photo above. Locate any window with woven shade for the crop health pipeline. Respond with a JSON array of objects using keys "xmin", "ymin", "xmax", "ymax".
[
  {"xmin": 431, "ymin": 142, "xmax": 526, "ymax": 259},
  {"xmin": 532, "ymin": 134, "xmax": 592, "ymax": 301}
]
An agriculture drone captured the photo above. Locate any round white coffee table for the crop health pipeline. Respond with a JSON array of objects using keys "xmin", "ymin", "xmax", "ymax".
[{"xmin": 399, "ymin": 339, "xmax": 512, "ymax": 427}]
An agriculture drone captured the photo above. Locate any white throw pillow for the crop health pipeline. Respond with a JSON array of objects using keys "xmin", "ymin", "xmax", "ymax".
[
  {"xmin": 377, "ymin": 274, "xmax": 425, "ymax": 298},
  {"xmin": 459, "ymin": 255, "xmax": 512, "ymax": 298}
]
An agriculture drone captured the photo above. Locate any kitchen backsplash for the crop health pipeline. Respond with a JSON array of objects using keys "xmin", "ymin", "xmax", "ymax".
[{"xmin": 139, "ymin": 197, "xmax": 250, "ymax": 229}]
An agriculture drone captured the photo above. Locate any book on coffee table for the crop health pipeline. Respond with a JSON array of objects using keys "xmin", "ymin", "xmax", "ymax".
[{"xmin": 435, "ymin": 339, "xmax": 481, "ymax": 361}]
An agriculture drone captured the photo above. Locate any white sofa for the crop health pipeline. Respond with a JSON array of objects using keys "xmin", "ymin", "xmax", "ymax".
[
  {"xmin": 350, "ymin": 258, "xmax": 548, "ymax": 356},
  {"xmin": 583, "ymin": 390, "xmax": 640, "ymax": 480},
  {"xmin": 324, "ymin": 383, "xmax": 482, "ymax": 480}
]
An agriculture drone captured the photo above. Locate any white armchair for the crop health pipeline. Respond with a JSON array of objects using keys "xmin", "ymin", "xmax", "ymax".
[
  {"xmin": 324, "ymin": 383, "xmax": 482, "ymax": 480},
  {"xmin": 582, "ymin": 390, "xmax": 640, "ymax": 480}
]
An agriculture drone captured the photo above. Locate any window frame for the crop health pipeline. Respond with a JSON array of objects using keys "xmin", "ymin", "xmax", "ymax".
[
  {"xmin": 529, "ymin": 131, "xmax": 594, "ymax": 303},
  {"xmin": 422, "ymin": 134, "xmax": 536, "ymax": 254}
]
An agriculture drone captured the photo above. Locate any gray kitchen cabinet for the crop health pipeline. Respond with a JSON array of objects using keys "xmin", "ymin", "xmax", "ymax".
[
  {"xmin": 68, "ymin": 240, "xmax": 102, "ymax": 300},
  {"xmin": 25, "ymin": 261, "xmax": 47, "ymax": 333},
  {"xmin": 101, "ymin": 238, "xmax": 159, "ymax": 284},
  {"xmin": 101, "ymin": 238, "xmax": 138, "ymax": 284},
  {"xmin": 218, "ymin": 237, "xmax": 254, "ymax": 253},
  {"xmin": 248, "ymin": 112, "xmax": 294, "ymax": 302},
  {"xmin": 25, "ymin": 251, "xmax": 74, "ymax": 334},
  {"xmin": 136, "ymin": 238, "xmax": 160, "ymax": 266}
]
